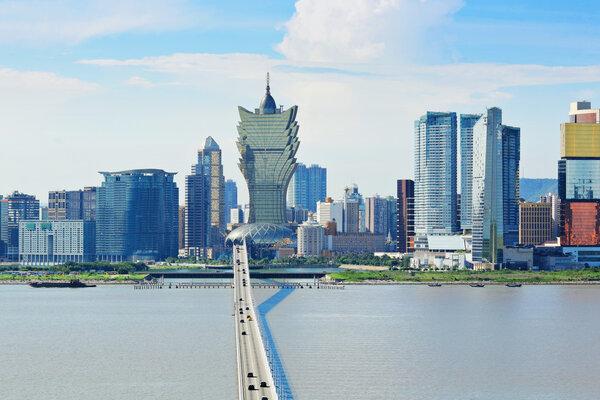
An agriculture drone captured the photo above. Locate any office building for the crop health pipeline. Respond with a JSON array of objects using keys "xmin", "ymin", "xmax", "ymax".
[
  {"xmin": 0, "ymin": 191, "xmax": 40, "ymax": 260},
  {"xmin": 539, "ymin": 193, "xmax": 560, "ymax": 239},
  {"xmin": 471, "ymin": 108, "xmax": 520, "ymax": 264},
  {"xmin": 396, "ymin": 179, "xmax": 415, "ymax": 253},
  {"xmin": 365, "ymin": 196, "xmax": 388, "ymax": 234},
  {"xmin": 558, "ymin": 101, "xmax": 600, "ymax": 247},
  {"xmin": 316, "ymin": 198, "xmax": 344, "ymax": 232},
  {"xmin": 326, "ymin": 232, "xmax": 385, "ymax": 255},
  {"xmin": 178, "ymin": 206, "xmax": 185, "ymax": 250},
  {"xmin": 459, "ymin": 114, "xmax": 482, "ymax": 230},
  {"xmin": 231, "ymin": 207, "xmax": 244, "ymax": 224},
  {"xmin": 519, "ymin": 202, "xmax": 552, "ymax": 245},
  {"xmin": 344, "ymin": 185, "xmax": 365, "ymax": 232},
  {"xmin": 386, "ymin": 195, "xmax": 397, "ymax": 241},
  {"xmin": 96, "ymin": 169, "xmax": 178, "ymax": 262},
  {"xmin": 194, "ymin": 137, "xmax": 225, "ymax": 230},
  {"xmin": 225, "ymin": 179, "xmax": 238, "ymax": 224},
  {"xmin": 226, "ymin": 75, "xmax": 298, "ymax": 253},
  {"xmin": 287, "ymin": 163, "xmax": 327, "ymax": 212},
  {"xmin": 414, "ymin": 112, "xmax": 459, "ymax": 236},
  {"xmin": 185, "ymin": 173, "xmax": 209, "ymax": 251},
  {"xmin": 19, "ymin": 220, "xmax": 95, "ymax": 265},
  {"xmin": 297, "ymin": 215, "xmax": 325, "ymax": 257},
  {"xmin": 39, "ymin": 207, "xmax": 48, "ymax": 220},
  {"xmin": 48, "ymin": 187, "xmax": 96, "ymax": 221}
]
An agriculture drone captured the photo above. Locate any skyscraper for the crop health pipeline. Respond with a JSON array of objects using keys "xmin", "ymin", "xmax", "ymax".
[
  {"xmin": 459, "ymin": 113, "xmax": 482, "ymax": 230},
  {"xmin": 539, "ymin": 193, "xmax": 560, "ymax": 239},
  {"xmin": 224, "ymin": 179, "xmax": 238, "ymax": 224},
  {"xmin": 385, "ymin": 195, "xmax": 397, "ymax": 241},
  {"xmin": 558, "ymin": 101, "xmax": 600, "ymax": 246},
  {"xmin": 365, "ymin": 196, "xmax": 388, "ymax": 234},
  {"xmin": 226, "ymin": 74, "xmax": 299, "ymax": 252},
  {"xmin": 396, "ymin": 179, "xmax": 415, "ymax": 253},
  {"xmin": 414, "ymin": 112, "xmax": 459, "ymax": 236},
  {"xmin": 195, "ymin": 137, "xmax": 225, "ymax": 230},
  {"xmin": 0, "ymin": 191, "xmax": 39, "ymax": 260},
  {"xmin": 344, "ymin": 184, "xmax": 365, "ymax": 232},
  {"xmin": 96, "ymin": 169, "xmax": 178, "ymax": 262},
  {"xmin": 48, "ymin": 187, "xmax": 96, "ymax": 221},
  {"xmin": 471, "ymin": 108, "xmax": 520, "ymax": 264},
  {"xmin": 235, "ymin": 75, "xmax": 299, "ymax": 225},
  {"xmin": 519, "ymin": 202, "xmax": 552, "ymax": 245},
  {"xmin": 288, "ymin": 163, "xmax": 327, "ymax": 212}
]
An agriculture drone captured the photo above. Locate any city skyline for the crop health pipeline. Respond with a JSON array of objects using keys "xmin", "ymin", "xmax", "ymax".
[{"xmin": 3, "ymin": 1, "xmax": 600, "ymax": 205}]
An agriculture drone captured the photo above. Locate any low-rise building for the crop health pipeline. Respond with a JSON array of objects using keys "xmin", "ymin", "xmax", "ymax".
[
  {"xmin": 19, "ymin": 220, "xmax": 95, "ymax": 265},
  {"xmin": 503, "ymin": 246, "xmax": 534, "ymax": 269},
  {"xmin": 327, "ymin": 233, "xmax": 385, "ymax": 254}
]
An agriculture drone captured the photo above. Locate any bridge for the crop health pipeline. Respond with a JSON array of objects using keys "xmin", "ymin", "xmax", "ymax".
[{"xmin": 233, "ymin": 243, "xmax": 279, "ymax": 400}]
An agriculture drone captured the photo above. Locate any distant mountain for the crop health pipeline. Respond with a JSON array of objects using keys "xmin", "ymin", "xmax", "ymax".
[{"xmin": 520, "ymin": 178, "xmax": 558, "ymax": 202}]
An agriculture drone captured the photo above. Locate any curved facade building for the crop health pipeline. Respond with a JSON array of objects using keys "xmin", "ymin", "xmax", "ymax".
[{"xmin": 236, "ymin": 78, "xmax": 300, "ymax": 225}]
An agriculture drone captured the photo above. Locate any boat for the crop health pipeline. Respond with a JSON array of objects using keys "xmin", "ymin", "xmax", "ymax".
[
  {"xmin": 506, "ymin": 283, "xmax": 522, "ymax": 287},
  {"xmin": 29, "ymin": 279, "xmax": 96, "ymax": 288},
  {"xmin": 427, "ymin": 283, "xmax": 442, "ymax": 287},
  {"xmin": 469, "ymin": 283, "xmax": 485, "ymax": 287}
]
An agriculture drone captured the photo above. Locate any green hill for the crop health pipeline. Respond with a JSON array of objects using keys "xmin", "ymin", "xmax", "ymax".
[{"xmin": 520, "ymin": 178, "xmax": 558, "ymax": 202}]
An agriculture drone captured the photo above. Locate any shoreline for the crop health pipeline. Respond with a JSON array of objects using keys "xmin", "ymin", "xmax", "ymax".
[{"xmin": 0, "ymin": 279, "xmax": 139, "ymax": 285}]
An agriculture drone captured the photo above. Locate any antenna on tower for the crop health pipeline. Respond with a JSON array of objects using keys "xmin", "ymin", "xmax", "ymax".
[{"xmin": 266, "ymin": 72, "xmax": 270, "ymax": 92}]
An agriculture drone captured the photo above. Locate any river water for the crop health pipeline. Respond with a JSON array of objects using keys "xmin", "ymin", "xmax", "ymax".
[{"xmin": 2, "ymin": 284, "xmax": 600, "ymax": 399}]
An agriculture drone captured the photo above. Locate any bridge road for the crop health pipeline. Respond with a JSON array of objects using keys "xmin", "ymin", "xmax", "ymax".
[{"xmin": 233, "ymin": 243, "xmax": 278, "ymax": 400}]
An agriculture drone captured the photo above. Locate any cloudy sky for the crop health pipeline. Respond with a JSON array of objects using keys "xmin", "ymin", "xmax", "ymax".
[{"xmin": 1, "ymin": 0, "xmax": 599, "ymax": 204}]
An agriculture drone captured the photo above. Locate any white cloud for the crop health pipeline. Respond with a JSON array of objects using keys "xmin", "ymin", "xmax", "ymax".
[
  {"xmin": 125, "ymin": 76, "xmax": 182, "ymax": 87},
  {"xmin": 0, "ymin": 0, "xmax": 200, "ymax": 44},
  {"xmin": 0, "ymin": 67, "xmax": 99, "ymax": 92}
]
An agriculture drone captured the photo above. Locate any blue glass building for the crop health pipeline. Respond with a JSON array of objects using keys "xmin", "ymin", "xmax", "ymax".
[
  {"xmin": 287, "ymin": 163, "xmax": 326, "ymax": 212},
  {"xmin": 471, "ymin": 108, "xmax": 520, "ymax": 264},
  {"xmin": 459, "ymin": 113, "xmax": 482, "ymax": 230},
  {"xmin": 414, "ymin": 112, "xmax": 459, "ymax": 235},
  {"xmin": 96, "ymin": 169, "xmax": 179, "ymax": 262},
  {"xmin": 224, "ymin": 179, "xmax": 238, "ymax": 223}
]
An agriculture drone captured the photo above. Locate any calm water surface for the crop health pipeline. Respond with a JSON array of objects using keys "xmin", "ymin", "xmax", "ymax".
[{"xmin": 2, "ymin": 284, "xmax": 600, "ymax": 399}]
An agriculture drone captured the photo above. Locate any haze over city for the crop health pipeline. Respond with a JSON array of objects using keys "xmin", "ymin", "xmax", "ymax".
[{"xmin": 2, "ymin": 0, "xmax": 599, "ymax": 203}]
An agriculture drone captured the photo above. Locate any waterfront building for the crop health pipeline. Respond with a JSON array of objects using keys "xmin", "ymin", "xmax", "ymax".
[
  {"xmin": 96, "ymin": 169, "xmax": 178, "ymax": 262},
  {"xmin": 365, "ymin": 195, "xmax": 388, "ymax": 234},
  {"xmin": 48, "ymin": 187, "xmax": 96, "ymax": 221},
  {"xmin": 396, "ymin": 179, "xmax": 415, "ymax": 253},
  {"xmin": 0, "ymin": 191, "xmax": 40, "ymax": 260},
  {"xmin": 297, "ymin": 215, "xmax": 325, "ymax": 257},
  {"xmin": 316, "ymin": 198, "xmax": 344, "ymax": 232},
  {"xmin": 558, "ymin": 101, "xmax": 600, "ymax": 247},
  {"xmin": 539, "ymin": 193, "xmax": 560, "ymax": 239},
  {"xmin": 519, "ymin": 202, "xmax": 552, "ymax": 245},
  {"xmin": 459, "ymin": 114, "xmax": 482, "ymax": 230},
  {"xmin": 385, "ymin": 195, "xmax": 397, "ymax": 241},
  {"xmin": 226, "ymin": 74, "xmax": 299, "ymax": 255},
  {"xmin": 185, "ymin": 173, "xmax": 209, "ymax": 251},
  {"xmin": 326, "ymin": 232, "xmax": 385, "ymax": 255},
  {"xmin": 19, "ymin": 220, "xmax": 95, "ymax": 265},
  {"xmin": 414, "ymin": 112, "xmax": 459, "ymax": 236},
  {"xmin": 224, "ymin": 179, "xmax": 238, "ymax": 224},
  {"xmin": 287, "ymin": 163, "xmax": 327, "ymax": 212},
  {"xmin": 471, "ymin": 107, "xmax": 520, "ymax": 264}
]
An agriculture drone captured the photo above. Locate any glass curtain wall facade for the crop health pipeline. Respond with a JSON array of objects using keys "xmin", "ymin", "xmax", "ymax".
[
  {"xmin": 459, "ymin": 114, "xmax": 482, "ymax": 230},
  {"xmin": 472, "ymin": 108, "xmax": 520, "ymax": 263},
  {"xmin": 288, "ymin": 163, "xmax": 327, "ymax": 212},
  {"xmin": 224, "ymin": 179, "xmax": 238, "ymax": 223},
  {"xmin": 96, "ymin": 169, "xmax": 178, "ymax": 261},
  {"xmin": 414, "ymin": 112, "xmax": 459, "ymax": 235},
  {"xmin": 236, "ymin": 82, "xmax": 299, "ymax": 224},
  {"xmin": 194, "ymin": 137, "xmax": 225, "ymax": 230},
  {"xmin": 0, "ymin": 192, "xmax": 39, "ymax": 260}
]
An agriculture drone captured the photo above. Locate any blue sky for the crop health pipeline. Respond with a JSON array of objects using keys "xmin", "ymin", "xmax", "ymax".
[{"xmin": 2, "ymin": 0, "xmax": 600, "ymax": 204}]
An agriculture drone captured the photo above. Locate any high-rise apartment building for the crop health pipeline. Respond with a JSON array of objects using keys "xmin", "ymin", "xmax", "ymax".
[
  {"xmin": 365, "ymin": 196, "xmax": 388, "ymax": 234},
  {"xmin": 194, "ymin": 137, "xmax": 225, "ymax": 230},
  {"xmin": 0, "ymin": 192, "xmax": 39, "ymax": 260},
  {"xmin": 558, "ymin": 101, "xmax": 600, "ymax": 246},
  {"xmin": 539, "ymin": 193, "xmax": 560, "ymax": 239},
  {"xmin": 344, "ymin": 185, "xmax": 364, "ymax": 232},
  {"xmin": 385, "ymin": 195, "xmax": 397, "ymax": 240},
  {"xmin": 48, "ymin": 187, "xmax": 96, "ymax": 221},
  {"xmin": 519, "ymin": 202, "xmax": 552, "ymax": 245},
  {"xmin": 297, "ymin": 216, "xmax": 325, "ymax": 257},
  {"xmin": 316, "ymin": 198, "xmax": 344, "ymax": 233},
  {"xmin": 178, "ymin": 205, "xmax": 185, "ymax": 250},
  {"xmin": 224, "ymin": 179, "xmax": 238, "ymax": 224},
  {"xmin": 396, "ymin": 179, "xmax": 415, "ymax": 253},
  {"xmin": 460, "ymin": 114, "xmax": 482, "ymax": 230},
  {"xmin": 471, "ymin": 108, "xmax": 520, "ymax": 264},
  {"xmin": 414, "ymin": 112, "xmax": 459, "ymax": 235},
  {"xmin": 96, "ymin": 169, "xmax": 178, "ymax": 262},
  {"xmin": 288, "ymin": 163, "xmax": 327, "ymax": 212}
]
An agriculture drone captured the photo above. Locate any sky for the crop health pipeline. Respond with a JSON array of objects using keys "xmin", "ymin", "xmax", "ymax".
[{"xmin": 2, "ymin": 0, "xmax": 600, "ymax": 205}]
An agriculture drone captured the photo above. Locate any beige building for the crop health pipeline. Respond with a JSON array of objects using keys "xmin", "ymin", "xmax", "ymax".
[
  {"xmin": 519, "ymin": 202, "xmax": 552, "ymax": 245},
  {"xmin": 297, "ymin": 216, "xmax": 325, "ymax": 257}
]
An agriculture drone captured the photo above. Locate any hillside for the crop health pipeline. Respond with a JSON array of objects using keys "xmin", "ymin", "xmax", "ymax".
[{"xmin": 520, "ymin": 178, "xmax": 558, "ymax": 202}]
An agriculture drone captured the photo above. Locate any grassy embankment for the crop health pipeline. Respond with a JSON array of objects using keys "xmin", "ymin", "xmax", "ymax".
[
  {"xmin": 0, "ymin": 273, "xmax": 147, "ymax": 282},
  {"xmin": 329, "ymin": 268, "xmax": 600, "ymax": 283}
]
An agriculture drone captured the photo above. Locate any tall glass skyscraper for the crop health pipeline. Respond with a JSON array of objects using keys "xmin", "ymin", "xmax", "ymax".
[
  {"xmin": 0, "ymin": 191, "xmax": 39, "ymax": 260},
  {"xmin": 287, "ymin": 163, "xmax": 326, "ymax": 212},
  {"xmin": 96, "ymin": 169, "xmax": 178, "ymax": 262},
  {"xmin": 414, "ymin": 111, "xmax": 459, "ymax": 236},
  {"xmin": 236, "ymin": 77, "xmax": 299, "ymax": 224},
  {"xmin": 459, "ymin": 113, "xmax": 482, "ymax": 230},
  {"xmin": 224, "ymin": 179, "xmax": 238, "ymax": 223},
  {"xmin": 471, "ymin": 108, "xmax": 520, "ymax": 264}
]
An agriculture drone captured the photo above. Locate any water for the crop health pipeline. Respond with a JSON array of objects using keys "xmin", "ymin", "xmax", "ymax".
[{"xmin": 2, "ymin": 284, "xmax": 600, "ymax": 399}]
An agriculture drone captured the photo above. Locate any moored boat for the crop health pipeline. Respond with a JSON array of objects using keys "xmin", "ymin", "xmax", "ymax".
[
  {"xmin": 506, "ymin": 283, "xmax": 522, "ymax": 287},
  {"xmin": 29, "ymin": 279, "xmax": 96, "ymax": 288},
  {"xmin": 428, "ymin": 283, "xmax": 442, "ymax": 287},
  {"xmin": 469, "ymin": 283, "xmax": 485, "ymax": 287}
]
